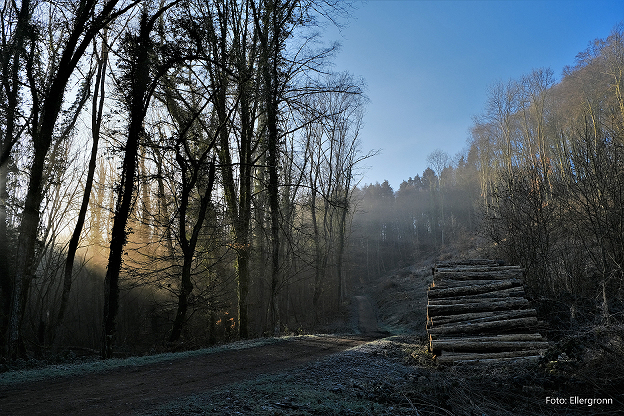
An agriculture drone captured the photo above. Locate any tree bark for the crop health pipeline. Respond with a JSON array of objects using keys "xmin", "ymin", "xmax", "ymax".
[
  {"xmin": 432, "ymin": 339, "xmax": 549, "ymax": 353},
  {"xmin": 255, "ymin": 0, "xmax": 288, "ymax": 336},
  {"xmin": 427, "ymin": 298, "xmax": 530, "ymax": 317},
  {"xmin": 428, "ymin": 308, "xmax": 536, "ymax": 328},
  {"xmin": 434, "ymin": 269, "xmax": 523, "ymax": 280},
  {"xmin": 102, "ymin": 10, "xmax": 152, "ymax": 358},
  {"xmin": 431, "ymin": 333, "xmax": 547, "ymax": 354},
  {"xmin": 206, "ymin": 0, "xmax": 255, "ymax": 338},
  {"xmin": 7, "ymin": 0, "xmax": 122, "ymax": 360},
  {"xmin": 436, "ymin": 350, "xmax": 545, "ymax": 364},
  {"xmin": 0, "ymin": 1, "xmax": 32, "ymax": 352},
  {"xmin": 434, "ymin": 265, "xmax": 520, "ymax": 273},
  {"xmin": 433, "ymin": 333, "xmax": 544, "ymax": 344},
  {"xmin": 431, "ymin": 278, "xmax": 522, "ymax": 289},
  {"xmin": 55, "ymin": 31, "xmax": 108, "ymax": 343},
  {"xmin": 427, "ymin": 316, "xmax": 538, "ymax": 336},
  {"xmin": 428, "ymin": 294, "xmax": 526, "ymax": 306},
  {"xmin": 428, "ymin": 279, "xmax": 522, "ymax": 298},
  {"xmin": 169, "ymin": 158, "xmax": 216, "ymax": 342}
]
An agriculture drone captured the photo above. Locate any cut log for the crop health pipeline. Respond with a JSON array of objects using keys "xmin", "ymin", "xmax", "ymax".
[
  {"xmin": 427, "ymin": 316, "xmax": 539, "ymax": 336},
  {"xmin": 441, "ymin": 288, "xmax": 526, "ymax": 304},
  {"xmin": 431, "ymin": 278, "xmax": 522, "ymax": 288},
  {"xmin": 436, "ymin": 350, "xmax": 545, "ymax": 364},
  {"xmin": 431, "ymin": 339, "xmax": 549, "ymax": 353},
  {"xmin": 434, "ymin": 266, "xmax": 522, "ymax": 273},
  {"xmin": 451, "ymin": 287, "xmax": 525, "ymax": 301},
  {"xmin": 427, "ymin": 260, "xmax": 546, "ymax": 365},
  {"xmin": 428, "ymin": 280, "xmax": 523, "ymax": 298},
  {"xmin": 435, "ymin": 270, "xmax": 523, "ymax": 281},
  {"xmin": 434, "ymin": 333, "xmax": 544, "ymax": 344},
  {"xmin": 428, "ymin": 309, "xmax": 536, "ymax": 328},
  {"xmin": 427, "ymin": 298, "xmax": 530, "ymax": 317},
  {"xmin": 428, "ymin": 295, "xmax": 525, "ymax": 306},
  {"xmin": 436, "ymin": 259, "xmax": 504, "ymax": 268}
]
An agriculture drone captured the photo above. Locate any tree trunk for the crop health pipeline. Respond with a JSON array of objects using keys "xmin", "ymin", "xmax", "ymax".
[
  {"xmin": 427, "ymin": 298, "xmax": 530, "ymax": 317},
  {"xmin": 0, "ymin": 161, "xmax": 12, "ymax": 353},
  {"xmin": 169, "ymin": 160, "xmax": 216, "ymax": 342},
  {"xmin": 336, "ymin": 194, "xmax": 350, "ymax": 306},
  {"xmin": 434, "ymin": 269, "xmax": 523, "ymax": 281},
  {"xmin": 0, "ymin": 0, "xmax": 32, "ymax": 354},
  {"xmin": 102, "ymin": 13, "xmax": 151, "ymax": 358},
  {"xmin": 154, "ymin": 151, "xmax": 175, "ymax": 257},
  {"xmin": 436, "ymin": 350, "xmax": 545, "ymax": 364},
  {"xmin": 256, "ymin": 0, "xmax": 285, "ymax": 336},
  {"xmin": 428, "ymin": 294, "xmax": 526, "ymax": 306},
  {"xmin": 431, "ymin": 278, "xmax": 522, "ymax": 289},
  {"xmin": 169, "ymin": 262, "xmax": 193, "ymax": 343},
  {"xmin": 236, "ymin": 51, "xmax": 255, "ymax": 339},
  {"xmin": 6, "ymin": 0, "xmax": 121, "ymax": 360},
  {"xmin": 9, "ymin": 139, "xmax": 49, "ymax": 358},
  {"xmin": 55, "ymin": 32, "xmax": 108, "ymax": 343},
  {"xmin": 208, "ymin": 2, "xmax": 256, "ymax": 337},
  {"xmin": 434, "ymin": 265, "xmax": 521, "ymax": 273},
  {"xmin": 432, "ymin": 339, "xmax": 549, "ymax": 353},
  {"xmin": 310, "ymin": 180, "xmax": 325, "ymax": 322}
]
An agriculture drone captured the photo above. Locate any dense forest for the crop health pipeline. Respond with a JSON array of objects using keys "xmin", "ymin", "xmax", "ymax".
[{"xmin": 1, "ymin": 0, "xmax": 623, "ymax": 362}]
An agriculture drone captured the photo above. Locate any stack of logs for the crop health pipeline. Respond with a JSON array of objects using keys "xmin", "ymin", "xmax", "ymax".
[{"xmin": 427, "ymin": 259, "xmax": 548, "ymax": 364}]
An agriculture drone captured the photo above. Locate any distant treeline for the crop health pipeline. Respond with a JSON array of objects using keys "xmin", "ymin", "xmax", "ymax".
[{"xmin": 348, "ymin": 161, "xmax": 479, "ymax": 279}]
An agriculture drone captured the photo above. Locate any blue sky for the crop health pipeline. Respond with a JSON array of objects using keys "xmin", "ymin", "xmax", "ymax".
[{"xmin": 323, "ymin": 0, "xmax": 624, "ymax": 189}]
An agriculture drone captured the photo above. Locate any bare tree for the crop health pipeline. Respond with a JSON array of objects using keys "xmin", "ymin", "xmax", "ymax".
[
  {"xmin": 102, "ymin": 1, "xmax": 183, "ymax": 358},
  {"xmin": 55, "ymin": 30, "xmax": 109, "ymax": 343},
  {"xmin": 0, "ymin": 0, "xmax": 35, "ymax": 354},
  {"xmin": 156, "ymin": 70, "xmax": 219, "ymax": 342},
  {"xmin": 426, "ymin": 149, "xmax": 450, "ymax": 245},
  {"xmin": 300, "ymin": 73, "xmax": 368, "ymax": 319},
  {"xmin": 6, "ymin": 0, "xmax": 130, "ymax": 359}
]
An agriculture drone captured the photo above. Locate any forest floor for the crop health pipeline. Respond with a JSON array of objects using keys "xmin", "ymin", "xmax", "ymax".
[{"xmin": 1, "ymin": 260, "xmax": 624, "ymax": 415}]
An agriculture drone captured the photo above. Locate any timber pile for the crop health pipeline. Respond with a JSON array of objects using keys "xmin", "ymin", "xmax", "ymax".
[{"xmin": 427, "ymin": 259, "xmax": 547, "ymax": 364}]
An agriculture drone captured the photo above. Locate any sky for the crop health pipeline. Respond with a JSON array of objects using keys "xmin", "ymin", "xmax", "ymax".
[{"xmin": 321, "ymin": 0, "xmax": 624, "ymax": 190}]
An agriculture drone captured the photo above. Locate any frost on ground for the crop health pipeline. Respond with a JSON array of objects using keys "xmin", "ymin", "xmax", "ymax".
[
  {"xmin": 0, "ymin": 337, "xmax": 286, "ymax": 386},
  {"xmin": 2, "ymin": 263, "xmax": 623, "ymax": 415},
  {"xmin": 142, "ymin": 332, "xmax": 624, "ymax": 416},
  {"xmin": 142, "ymin": 335, "xmax": 432, "ymax": 416},
  {"xmin": 143, "ymin": 264, "xmax": 624, "ymax": 416}
]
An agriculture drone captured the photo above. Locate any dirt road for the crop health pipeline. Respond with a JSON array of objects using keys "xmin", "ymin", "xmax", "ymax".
[
  {"xmin": 0, "ymin": 335, "xmax": 381, "ymax": 416},
  {"xmin": 0, "ymin": 296, "xmax": 384, "ymax": 416}
]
